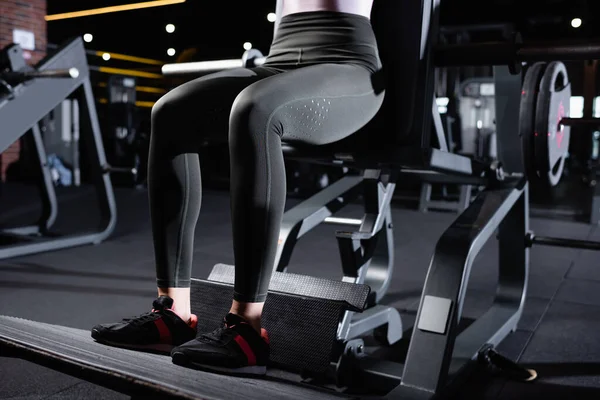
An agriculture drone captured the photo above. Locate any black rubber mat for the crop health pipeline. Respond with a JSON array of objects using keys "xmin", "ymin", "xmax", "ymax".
[
  {"xmin": 555, "ymin": 279, "xmax": 600, "ymax": 307},
  {"xmin": 0, "ymin": 315, "xmax": 353, "ymax": 400},
  {"xmin": 2, "ymin": 188, "xmax": 600, "ymax": 399},
  {"xmin": 516, "ymin": 301, "xmax": 600, "ymax": 386}
]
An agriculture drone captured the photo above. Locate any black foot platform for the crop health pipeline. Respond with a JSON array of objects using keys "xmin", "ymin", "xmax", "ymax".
[{"xmin": 0, "ymin": 316, "xmax": 356, "ymax": 400}]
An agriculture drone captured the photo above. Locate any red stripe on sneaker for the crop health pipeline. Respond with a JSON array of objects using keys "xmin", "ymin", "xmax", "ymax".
[
  {"xmin": 154, "ymin": 318, "xmax": 171, "ymax": 344},
  {"xmin": 234, "ymin": 334, "xmax": 256, "ymax": 366},
  {"xmin": 261, "ymin": 328, "xmax": 270, "ymax": 344}
]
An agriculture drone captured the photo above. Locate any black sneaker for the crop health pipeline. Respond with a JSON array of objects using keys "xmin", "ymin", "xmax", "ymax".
[
  {"xmin": 91, "ymin": 295, "xmax": 198, "ymax": 354},
  {"xmin": 171, "ymin": 313, "xmax": 269, "ymax": 376}
]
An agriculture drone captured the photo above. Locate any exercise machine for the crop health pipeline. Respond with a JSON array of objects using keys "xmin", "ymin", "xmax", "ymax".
[
  {"xmin": 102, "ymin": 75, "xmax": 147, "ymax": 187},
  {"xmin": 1, "ymin": 0, "xmax": 599, "ymax": 399},
  {"xmin": 188, "ymin": 2, "xmax": 527, "ymax": 396},
  {"xmin": 0, "ymin": 38, "xmax": 117, "ymax": 259}
]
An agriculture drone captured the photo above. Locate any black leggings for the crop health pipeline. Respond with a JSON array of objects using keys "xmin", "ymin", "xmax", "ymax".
[{"xmin": 150, "ymin": 11, "xmax": 384, "ymax": 302}]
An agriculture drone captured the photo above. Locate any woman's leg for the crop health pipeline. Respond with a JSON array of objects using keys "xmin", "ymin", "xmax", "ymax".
[
  {"xmin": 148, "ymin": 67, "xmax": 280, "ymax": 321},
  {"xmin": 227, "ymin": 63, "xmax": 384, "ymax": 330},
  {"xmin": 91, "ymin": 67, "xmax": 283, "ymax": 354}
]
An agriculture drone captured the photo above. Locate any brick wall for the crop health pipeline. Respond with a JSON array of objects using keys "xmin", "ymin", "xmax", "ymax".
[{"xmin": 0, "ymin": 0, "xmax": 47, "ymax": 181}]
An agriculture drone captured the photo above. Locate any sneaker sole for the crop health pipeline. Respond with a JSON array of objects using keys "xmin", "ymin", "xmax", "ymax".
[
  {"xmin": 91, "ymin": 329, "xmax": 174, "ymax": 354},
  {"xmin": 171, "ymin": 351, "xmax": 267, "ymax": 377}
]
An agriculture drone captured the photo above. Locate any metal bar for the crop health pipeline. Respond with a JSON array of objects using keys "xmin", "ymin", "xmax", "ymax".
[
  {"xmin": 458, "ymin": 185, "xmax": 472, "ymax": 211},
  {"xmin": 323, "ymin": 217, "xmax": 362, "ymax": 226},
  {"xmin": 560, "ymin": 117, "xmax": 600, "ymax": 128},
  {"xmin": 364, "ymin": 204, "xmax": 395, "ymax": 302},
  {"xmin": 273, "ymin": 175, "xmax": 363, "ymax": 272},
  {"xmin": 2, "ymin": 68, "xmax": 79, "ymax": 81},
  {"xmin": 72, "ymin": 99, "xmax": 81, "ymax": 186},
  {"xmin": 419, "ymin": 183, "xmax": 433, "ymax": 213},
  {"xmin": 435, "ymin": 40, "xmax": 600, "ymax": 66},
  {"xmin": 161, "ymin": 59, "xmax": 243, "ymax": 75},
  {"xmin": 496, "ymin": 181, "xmax": 529, "ymax": 310},
  {"xmin": 432, "ymin": 96, "xmax": 448, "ymax": 151},
  {"xmin": 520, "ymin": 42, "xmax": 600, "ymax": 61},
  {"xmin": 30, "ymin": 123, "xmax": 58, "ymax": 231},
  {"xmin": 343, "ymin": 305, "xmax": 402, "ymax": 344},
  {"xmin": 397, "ymin": 180, "xmax": 525, "ymax": 395},
  {"xmin": 363, "ymin": 174, "xmax": 396, "ymax": 237},
  {"xmin": 161, "ymin": 57, "xmax": 267, "ymax": 76},
  {"xmin": 532, "ymin": 235, "xmax": 600, "ymax": 251},
  {"xmin": 450, "ymin": 304, "xmax": 522, "ymax": 376},
  {"xmin": 447, "ymin": 180, "xmax": 529, "ymax": 380},
  {"xmin": 105, "ymin": 166, "xmax": 138, "ymax": 175},
  {"xmin": 283, "ymin": 175, "xmax": 362, "ymax": 238},
  {"xmin": 337, "ymin": 172, "xmax": 397, "ymax": 343},
  {"xmin": 1, "ymin": 227, "xmax": 40, "ymax": 236},
  {"xmin": 494, "ymin": 65, "xmax": 525, "ymax": 175},
  {"xmin": 80, "ymin": 76, "xmax": 118, "ymax": 239},
  {"xmin": 416, "ymin": 0, "xmax": 440, "ymax": 149},
  {"xmin": 357, "ymin": 173, "xmax": 396, "ymax": 301}
]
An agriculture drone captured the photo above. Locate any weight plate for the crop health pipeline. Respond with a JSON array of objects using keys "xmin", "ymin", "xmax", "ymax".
[
  {"xmin": 534, "ymin": 61, "xmax": 571, "ymax": 187},
  {"xmin": 519, "ymin": 62, "xmax": 547, "ymax": 184}
]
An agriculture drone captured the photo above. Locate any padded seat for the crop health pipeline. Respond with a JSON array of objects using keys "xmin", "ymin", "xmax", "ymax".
[{"xmin": 281, "ymin": 140, "xmax": 484, "ymax": 178}]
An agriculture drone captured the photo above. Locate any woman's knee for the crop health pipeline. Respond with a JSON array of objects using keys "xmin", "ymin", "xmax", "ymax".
[
  {"xmin": 151, "ymin": 90, "xmax": 179, "ymax": 129},
  {"xmin": 229, "ymin": 85, "xmax": 281, "ymax": 150},
  {"xmin": 150, "ymin": 86, "xmax": 203, "ymax": 156}
]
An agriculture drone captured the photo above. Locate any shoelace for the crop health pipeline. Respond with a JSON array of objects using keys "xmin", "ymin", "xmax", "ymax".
[
  {"xmin": 122, "ymin": 311, "xmax": 161, "ymax": 326},
  {"xmin": 200, "ymin": 325, "xmax": 236, "ymax": 342}
]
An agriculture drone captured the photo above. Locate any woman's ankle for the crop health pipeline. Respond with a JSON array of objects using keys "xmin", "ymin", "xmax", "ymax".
[
  {"xmin": 157, "ymin": 287, "xmax": 191, "ymax": 322},
  {"xmin": 230, "ymin": 300, "xmax": 264, "ymax": 333},
  {"xmin": 175, "ymin": 310, "xmax": 192, "ymax": 324}
]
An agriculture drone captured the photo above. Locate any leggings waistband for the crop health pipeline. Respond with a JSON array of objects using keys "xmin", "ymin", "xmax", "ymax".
[{"xmin": 264, "ymin": 11, "xmax": 380, "ymax": 72}]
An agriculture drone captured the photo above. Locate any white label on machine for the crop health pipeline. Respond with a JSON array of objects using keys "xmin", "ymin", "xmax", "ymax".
[
  {"xmin": 13, "ymin": 29, "xmax": 35, "ymax": 51},
  {"xmin": 480, "ymin": 83, "xmax": 495, "ymax": 96}
]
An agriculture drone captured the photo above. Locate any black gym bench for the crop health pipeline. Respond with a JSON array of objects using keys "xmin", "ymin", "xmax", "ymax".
[
  {"xmin": 3, "ymin": 0, "xmax": 600, "ymax": 398},
  {"xmin": 0, "ymin": 38, "xmax": 117, "ymax": 260}
]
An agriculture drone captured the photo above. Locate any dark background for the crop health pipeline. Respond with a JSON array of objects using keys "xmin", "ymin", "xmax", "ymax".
[
  {"xmin": 46, "ymin": 1, "xmax": 278, "ymax": 60},
  {"xmin": 45, "ymin": 0, "xmax": 600, "ymax": 61},
  {"xmin": 39, "ymin": 0, "xmax": 600, "ymax": 191}
]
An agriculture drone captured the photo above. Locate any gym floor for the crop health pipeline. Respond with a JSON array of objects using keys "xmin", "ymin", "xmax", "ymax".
[{"xmin": 1, "ymin": 183, "xmax": 600, "ymax": 399}]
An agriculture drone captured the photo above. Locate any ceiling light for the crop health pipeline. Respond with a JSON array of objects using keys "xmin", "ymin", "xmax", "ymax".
[
  {"xmin": 571, "ymin": 18, "xmax": 582, "ymax": 28},
  {"xmin": 83, "ymin": 33, "xmax": 93, "ymax": 42},
  {"xmin": 102, "ymin": 53, "xmax": 111, "ymax": 61},
  {"xmin": 267, "ymin": 13, "xmax": 276, "ymax": 22},
  {"xmin": 167, "ymin": 48, "xmax": 176, "ymax": 56},
  {"xmin": 166, "ymin": 23, "xmax": 175, "ymax": 33},
  {"xmin": 243, "ymin": 42, "xmax": 252, "ymax": 50}
]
